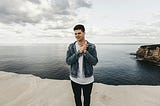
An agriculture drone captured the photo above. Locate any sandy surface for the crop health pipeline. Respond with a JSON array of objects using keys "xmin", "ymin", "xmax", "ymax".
[{"xmin": 0, "ymin": 71, "xmax": 160, "ymax": 106}]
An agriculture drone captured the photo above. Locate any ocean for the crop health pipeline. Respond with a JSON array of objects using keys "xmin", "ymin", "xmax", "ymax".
[{"xmin": 0, "ymin": 43, "xmax": 160, "ymax": 85}]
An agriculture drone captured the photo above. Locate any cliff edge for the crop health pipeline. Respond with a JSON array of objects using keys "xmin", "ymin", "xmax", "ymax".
[{"xmin": 0, "ymin": 71, "xmax": 160, "ymax": 106}]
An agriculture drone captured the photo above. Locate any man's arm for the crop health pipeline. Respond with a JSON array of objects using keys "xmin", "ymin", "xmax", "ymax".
[
  {"xmin": 66, "ymin": 45, "xmax": 81, "ymax": 65},
  {"xmin": 84, "ymin": 45, "xmax": 98, "ymax": 66}
]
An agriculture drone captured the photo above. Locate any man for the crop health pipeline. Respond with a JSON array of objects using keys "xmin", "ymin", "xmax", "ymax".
[{"xmin": 66, "ymin": 24, "xmax": 98, "ymax": 106}]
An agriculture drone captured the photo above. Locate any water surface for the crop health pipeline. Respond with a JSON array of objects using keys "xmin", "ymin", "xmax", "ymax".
[{"xmin": 0, "ymin": 43, "xmax": 160, "ymax": 85}]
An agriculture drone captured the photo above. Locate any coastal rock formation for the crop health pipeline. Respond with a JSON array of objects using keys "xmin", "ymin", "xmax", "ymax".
[{"xmin": 136, "ymin": 44, "xmax": 160, "ymax": 65}]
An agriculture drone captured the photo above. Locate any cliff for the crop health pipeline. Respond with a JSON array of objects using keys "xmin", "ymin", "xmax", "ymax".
[
  {"xmin": 0, "ymin": 71, "xmax": 160, "ymax": 106},
  {"xmin": 136, "ymin": 44, "xmax": 160, "ymax": 65}
]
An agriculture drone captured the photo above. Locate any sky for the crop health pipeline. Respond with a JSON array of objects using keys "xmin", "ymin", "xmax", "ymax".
[{"xmin": 0, "ymin": 0, "xmax": 160, "ymax": 44}]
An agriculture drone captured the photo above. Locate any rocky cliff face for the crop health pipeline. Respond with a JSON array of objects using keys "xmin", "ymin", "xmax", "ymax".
[{"xmin": 136, "ymin": 44, "xmax": 160, "ymax": 65}]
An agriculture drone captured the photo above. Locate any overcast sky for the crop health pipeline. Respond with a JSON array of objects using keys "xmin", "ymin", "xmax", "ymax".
[{"xmin": 0, "ymin": 0, "xmax": 160, "ymax": 44}]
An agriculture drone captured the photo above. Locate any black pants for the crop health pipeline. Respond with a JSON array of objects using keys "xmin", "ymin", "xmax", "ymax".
[{"xmin": 71, "ymin": 81, "xmax": 93, "ymax": 106}]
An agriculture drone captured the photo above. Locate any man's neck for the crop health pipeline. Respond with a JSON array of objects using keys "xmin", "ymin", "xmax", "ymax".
[{"xmin": 77, "ymin": 40, "xmax": 85, "ymax": 46}]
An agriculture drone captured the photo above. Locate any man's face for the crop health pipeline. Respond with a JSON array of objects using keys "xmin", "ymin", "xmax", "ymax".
[{"xmin": 74, "ymin": 29, "xmax": 85, "ymax": 41}]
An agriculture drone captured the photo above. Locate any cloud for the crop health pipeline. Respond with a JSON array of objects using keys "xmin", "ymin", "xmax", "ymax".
[
  {"xmin": 109, "ymin": 26, "xmax": 159, "ymax": 38},
  {"xmin": 0, "ymin": 0, "xmax": 92, "ymax": 26},
  {"xmin": 28, "ymin": 0, "xmax": 41, "ymax": 4},
  {"xmin": 103, "ymin": 12, "xmax": 160, "ymax": 39},
  {"xmin": 71, "ymin": 0, "xmax": 92, "ymax": 9},
  {"xmin": 0, "ymin": 0, "xmax": 42, "ymax": 24},
  {"xmin": 0, "ymin": 0, "xmax": 92, "ymax": 43}
]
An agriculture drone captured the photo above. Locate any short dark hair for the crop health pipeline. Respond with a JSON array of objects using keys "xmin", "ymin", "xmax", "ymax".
[{"xmin": 73, "ymin": 24, "xmax": 85, "ymax": 32}]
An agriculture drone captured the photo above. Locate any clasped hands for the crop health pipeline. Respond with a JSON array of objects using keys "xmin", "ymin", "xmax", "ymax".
[{"xmin": 79, "ymin": 43, "xmax": 88, "ymax": 54}]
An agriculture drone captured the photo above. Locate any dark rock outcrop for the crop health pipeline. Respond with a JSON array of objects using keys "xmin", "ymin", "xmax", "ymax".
[{"xmin": 136, "ymin": 44, "xmax": 160, "ymax": 66}]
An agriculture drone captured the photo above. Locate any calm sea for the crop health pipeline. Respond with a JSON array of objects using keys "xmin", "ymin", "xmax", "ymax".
[{"xmin": 0, "ymin": 43, "xmax": 160, "ymax": 85}]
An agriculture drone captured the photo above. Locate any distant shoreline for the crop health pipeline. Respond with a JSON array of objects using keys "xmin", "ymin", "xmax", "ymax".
[
  {"xmin": 0, "ymin": 42, "xmax": 153, "ymax": 46},
  {"xmin": 95, "ymin": 43, "xmax": 151, "ymax": 45}
]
